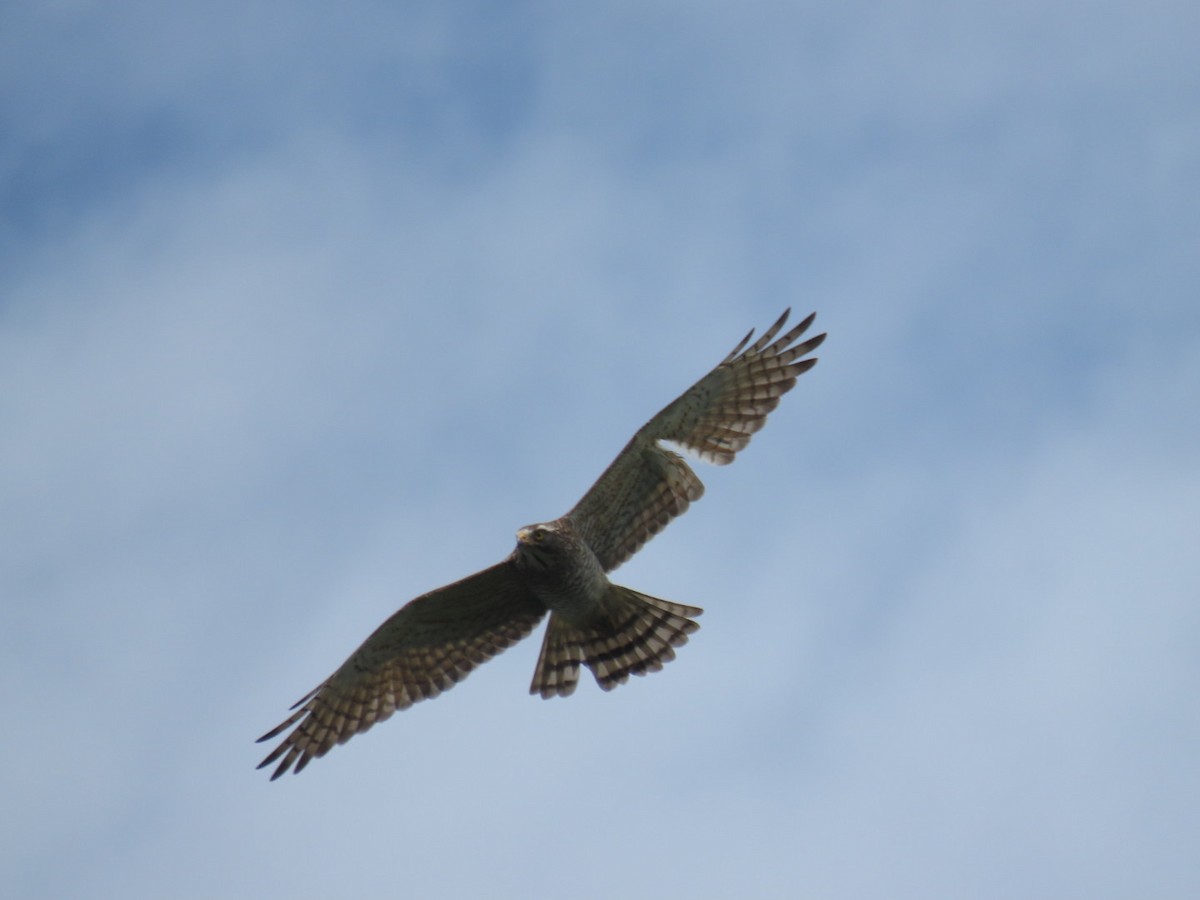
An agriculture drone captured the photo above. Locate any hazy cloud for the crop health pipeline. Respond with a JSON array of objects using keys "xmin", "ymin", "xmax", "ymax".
[{"xmin": 3, "ymin": 2, "xmax": 1197, "ymax": 897}]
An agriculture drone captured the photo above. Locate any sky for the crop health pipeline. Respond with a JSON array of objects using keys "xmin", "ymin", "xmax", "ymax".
[{"xmin": 3, "ymin": 2, "xmax": 1198, "ymax": 897}]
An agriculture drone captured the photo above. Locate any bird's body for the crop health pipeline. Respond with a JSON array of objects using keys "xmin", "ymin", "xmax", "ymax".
[
  {"xmin": 511, "ymin": 517, "xmax": 703, "ymax": 700},
  {"xmin": 511, "ymin": 520, "xmax": 608, "ymax": 621},
  {"xmin": 257, "ymin": 309, "xmax": 825, "ymax": 779}
]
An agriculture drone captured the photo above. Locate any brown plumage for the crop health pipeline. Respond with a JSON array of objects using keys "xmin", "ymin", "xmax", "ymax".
[{"xmin": 257, "ymin": 309, "xmax": 825, "ymax": 779}]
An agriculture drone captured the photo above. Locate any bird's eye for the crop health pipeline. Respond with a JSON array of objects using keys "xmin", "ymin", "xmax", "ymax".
[{"xmin": 533, "ymin": 528, "xmax": 547, "ymax": 542}]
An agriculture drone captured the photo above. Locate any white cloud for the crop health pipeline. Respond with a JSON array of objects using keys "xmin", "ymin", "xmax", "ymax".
[{"xmin": 2, "ymin": 2, "xmax": 1198, "ymax": 898}]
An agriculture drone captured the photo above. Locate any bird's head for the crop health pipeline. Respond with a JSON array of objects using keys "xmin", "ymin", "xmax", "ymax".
[
  {"xmin": 513, "ymin": 520, "xmax": 570, "ymax": 570},
  {"xmin": 516, "ymin": 522, "xmax": 558, "ymax": 547}
]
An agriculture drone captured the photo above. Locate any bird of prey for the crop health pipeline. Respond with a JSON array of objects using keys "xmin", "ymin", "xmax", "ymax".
[{"xmin": 257, "ymin": 309, "xmax": 825, "ymax": 779}]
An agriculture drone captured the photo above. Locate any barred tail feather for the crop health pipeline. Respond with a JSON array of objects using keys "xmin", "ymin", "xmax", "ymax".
[
  {"xmin": 585, "ymin": 587, "xmax": 702, "ymax": 691},
  {"xmin": 530, "ymin": 587, "xmax": 701, "ymax": 698},
  {"xmin": 530, "ymin": 614, "xmax": 586, "ymax": 698}
]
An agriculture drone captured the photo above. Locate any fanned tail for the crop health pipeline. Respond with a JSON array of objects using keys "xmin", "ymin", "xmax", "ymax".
[{"xmin": 530, "ymin": 587, "xmax": 701, "ymax": 698}]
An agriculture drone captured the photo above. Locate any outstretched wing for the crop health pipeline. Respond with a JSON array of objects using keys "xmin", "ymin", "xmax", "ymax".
[
  {"xmin": 257, "ymin": 562, "xmax": 546, "ymax": 779},
  {"xmin": 568, "ymin": 309, "xmax": 824, "ymax": 572}
]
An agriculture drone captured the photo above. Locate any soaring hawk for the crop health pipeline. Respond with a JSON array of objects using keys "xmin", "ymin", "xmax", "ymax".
[{"xmin": 258, "ymin": 309, "xmax": 825, "ymax": 779}]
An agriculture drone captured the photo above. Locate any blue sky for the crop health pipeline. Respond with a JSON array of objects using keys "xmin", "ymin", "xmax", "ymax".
[{"xmin": 3, "ymin": 2, "xmax": 1198, "ymax": 897}]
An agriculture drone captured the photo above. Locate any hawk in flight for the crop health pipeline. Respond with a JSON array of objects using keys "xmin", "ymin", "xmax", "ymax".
[{"xmin": 258, "ymin": 309, "xmax": 825, "ymax": 779}]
